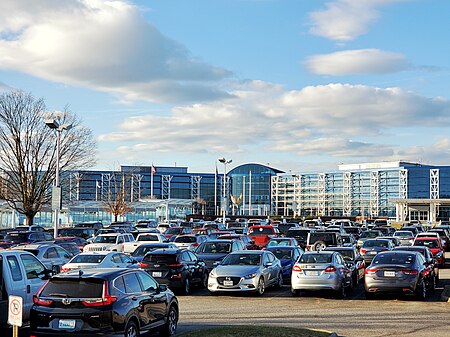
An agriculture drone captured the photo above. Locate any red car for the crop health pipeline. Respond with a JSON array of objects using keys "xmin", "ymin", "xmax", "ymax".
[
  {"xmin": 247, "ymin": 225, "xmax": 280, "ymax": 248},
  {"xmin": 413, "ymin": 237, "xmax": 445, "ymax": 267}
]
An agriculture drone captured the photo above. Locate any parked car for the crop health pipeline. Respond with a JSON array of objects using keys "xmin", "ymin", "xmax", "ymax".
[
  {"xmin": 130, "ymin": 243, "xmax": 178, "ymax": 262},
  {"xmin": 393, "ymin": 230, "xmax": 415, "ymax": 246},
  {"xmin": 324, "ymin": 246, "xmax": 365, "ymax": 287},
  {"xmin": 83, "ymin": 233, "xmax": 135, "ymax": 252},
  {"xmin": 306, "ymin": 231, "xmax": 343, "ymax": 251},
  {"xmin": 14, "ymin": 243, "xmax": 72, "ymax": 273},
  {"xmin": 341, "ymin": 234, "xmax": 357, "ymax": 247},
  {"xmin": 291, "ymin": 251, "xmax": 352, "ymax": 298},
  {"xmin": 247, "ymin": 225, "xmax": 280, "ymax": 248},
  {"xmin": 392, "ymin": 246, "xmax": 439, "ymax": 283},
  {"xmin": 53, "ymin": 236, "xmax": 87, "ymax": 249},
  {"xmin": 195, "ymin": 239, "xmax": 246, "ymax": 269},
  {"xmin": 266, "ymin": 246, "xmax": 303, "ymax": 284},
  {"xmin": 216, "ymin": 234, "xmax": 259, "ymax": 250},
  {"xmin": 357, "ymin": 230, "xmax": 383, "ymax": 248},
  {"xmin": 139, "ymin": 248, "xmax": 208, "ymax": 294},
  {"xmin": 360, "ymin": 239, "xmax": 394, "ymax": 264},
  {"xmin": 412, "ymin": 236, "xmax": 445, "ymax": 267},
  {"xmin": 163, "ymin": 227, "xmax": 192, "ymax": 239},
  {"xmin": 429, "ymin": 228, "xmax": 450, "ymax": 250},
  {"xmin": 5, "ymin": 231, "xmax": 52, "ymax": 245},
  {"xmin": 57, "ymin": 227, "xmax": 96, "ymax": 240},
  {"xmin": 285, "ymin": 228, "xmax": 313, "ymax": 249},
  {"xmin": 122, "ymin": 232, "xmax": 168, "ymax": 254},
  {"xmin": 30, "ymin": 268, "xmax": 179, "ymax": 337},
  {"xmin": 172, "ymin": 234, "xmax": 209, "ymax": 251},
  {"xmin": 376, "ymin": 236, "xmax": 401, "ymax": 247},
  {"xmin": 364, "ymin": 251, "xmax": 434, "ymax": 300},
  {"xmin": 265, "ymin": 237, "xmax": 299, "ymax": 248},
  {"xmin": 51, "ymin": 241, "xmax": 81, "ymax": 256},
  {"xmin": 277, "ymin": 223, "xmax": 299, "ymax": 236},
  {"xmin": 0, "ymin": 250, "xmax": 53, "ymax": 328},
  {"xmin": 61, "ymin": 251, "xmax": 137, "ymax": 272},
  {"xmin": 208, "ymin": 250, "xmax": 283, "ymax": 295}
]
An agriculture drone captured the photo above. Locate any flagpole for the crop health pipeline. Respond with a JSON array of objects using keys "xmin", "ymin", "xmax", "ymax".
[
  {"xmin": 151, "ymin": 162, "xmax": 154, "ymax": 198},
  {"xmin": 214, "ymin": 164, "xmax": 217, "ymax": 216},
  {"xmin": 242, "ymin": 176, "xmax": 246, "ymax": 216},
  {"xmin": 249, "ymin": 171, "xmax": 252, "ymax": 216}
]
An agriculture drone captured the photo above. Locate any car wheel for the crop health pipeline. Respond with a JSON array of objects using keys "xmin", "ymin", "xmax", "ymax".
[
  {"xmin": 256, "ymin": 277, "xmax": 265, "ymax": 296},
  {"xmin": 313, "ymin": 241, "xmax": 326, "ymax": 251},
  {"xmin": 124, "ymin": 320, "xmax": 139, "ymax": 337},
  {"xmin": 276, "ymin": 273, "xmax": 283, "ymax": 288},
  {"xmin": 291, "ymin": 288, "xmax": 300, "ymax": 297},
  {"xmin": 182, "ymin": 278, "xmax": 191, "ymax": 295},
  {"xmin": 161, "ymin": 305, "xmax": 178, "ymax": 337},
  {"xmin": 416, "ymin": 279, "xmax": 427, "ymax": 300}
]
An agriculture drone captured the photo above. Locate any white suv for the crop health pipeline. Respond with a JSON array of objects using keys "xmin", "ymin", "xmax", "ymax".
[{"xmin": 83, "ymin": 233, "xmax": 134, "ymax": 252}]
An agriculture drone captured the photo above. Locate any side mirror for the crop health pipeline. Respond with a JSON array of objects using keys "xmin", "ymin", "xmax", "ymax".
[
  {"xmin": 264, "ymin": 262, "xmax": 273, "ymax": 267},
  {"xmin": 158, "ymin": 284, "xmax": 168, "ymax": 292},
  {"xmin": 51, "ymin": 265, "xmax": 60, "ymax": 275},
  {"xmin": 213, "ymin": 261, "xmax": 221, "ymax": 266}
]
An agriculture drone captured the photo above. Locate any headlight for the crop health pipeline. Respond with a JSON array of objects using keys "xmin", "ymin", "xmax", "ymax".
[
  {"xmin": 244, "ymin": 273, "xmax": 257, "ymax": 279},
  {"xmin": 209, "ymin": 269, "xmax": 217, "ymax": 278}
]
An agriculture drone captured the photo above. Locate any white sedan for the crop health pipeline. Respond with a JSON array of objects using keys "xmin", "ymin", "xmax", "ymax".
[{"xmin": 60, "ymin": 251, "xmax": 137, "ymax": 272}]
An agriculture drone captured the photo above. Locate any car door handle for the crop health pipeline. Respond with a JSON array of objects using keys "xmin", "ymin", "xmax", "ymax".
[{"xmin": 27, "ymin": 285, "xmax": 31, "ymax": 294}]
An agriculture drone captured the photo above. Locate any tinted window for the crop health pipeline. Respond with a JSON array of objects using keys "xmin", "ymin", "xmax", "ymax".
[
  {"xmin": 221, "ymin": 254, "xmax": 261, "ymax": 266},
  {"xmin": 93, "ymin": 236, "xmax": 117, "ymax": 243},
  {"xmin": 45, "ymin": 248, "xmax": 58, "ymax": 259},
  {"xmin": 299, "ymin": 254, "xmax": 332, "ymax": 264},
  {"xmin": 7, "ymin": 256, "xmax": 23, "ymax": 281},
  {"xmin": 123, "ymin": 273, "xmax": 142, "ymax": 293},
  {"xmin": 41, "ymin": 279, "xmax": 103, "ymax": 298},
  {"xmin": 248, "ymin": 227, "xmax": 273, "ymax": 235},
  {"xmin": 181, "ymin": 252, "xmax": 191, "ymax": 262},
  {"xmin": 363, "ymin": 240, "xmax": 389, "ymax": 248},
  {"xmin": 136, "ymin": 272, "xmax": 158, "ymax": 292},
  {"xmin": 197, "ymin": 242, "xmax": 231, "ymax": 254},
  {"xmin": 143, "ymin": 254, "xmax": 178, "ymax": 265},
  {"xmin": 71, "ymin": 254, "xmax": 107, "ymax": 263},
  {"xmin": 187, "ymin": 251, "xmax": 197, "ymax": 262},
  {"xmin": 20, "ymin": 254, "xmax": 45, "ymax": 279},
  {"xmin": 372, "ymin": 253, "xmax": 415, "ymax": 265},
  {"xmin": 174, "ymin": 236, "xmax": 196, "ymax": 243},
  {"xmin": 112, "ymin": 254, "xmax": 122, "ymax": 263},
  {"xmin": 113, "ymin": 276, "xmax": 126, "ymax": 293},
  {"xmin": 138, "ymin": 235, "xmax": 160, "ymax": 242},
  {"xmin": 414, "ymin": 239, "xmax": 439, "ymax": 248}
]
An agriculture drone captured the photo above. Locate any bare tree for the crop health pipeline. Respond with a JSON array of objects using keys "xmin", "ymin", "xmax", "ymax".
[
  {"xmin": 101, "ymin": 172, "xmax": 133, "ymax": 222},
  {"xmin": 0, "ymin": 91, "xmax": 96, "ymax": 225}
]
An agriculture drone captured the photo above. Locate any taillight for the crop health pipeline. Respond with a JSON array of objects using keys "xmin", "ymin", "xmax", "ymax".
[
  {"xmin": 33, "ymin": 295, "xmax": 53, "ymax": 306},
  {"xmin": 191, "ymin": 243, "xmax": 199, "ymax": 247},
  {"xmin": 292, "ymin": 265, "xmax": 303, "ymax": 272},
  {"xmin": 138, "ymin": 262, "xmax": 149, "ymax": 268},
  {"xmin": 402, "ymin": 269, "xmax": 418, "ymax": 275},
  {"xmin": 360, "ymin": 248, "xmax": 367, "ymax": 254},
  {"xmin": 122, "ymin": 244, "xmax": 125, "ymax": 251},
  {"xmin": 365, "ymin": 268, "xmax": 377, "ymax": 274},
  {"xmin": 60, "ymin": 266, "xmax": 70, "ymax": 272},
  {"xmin": 324, "ymin": 265, "xmax": 337, "ymax": 273},
  {"xmin": 82, "ymin": 281, "xmax": 117, "ymax": 307}
]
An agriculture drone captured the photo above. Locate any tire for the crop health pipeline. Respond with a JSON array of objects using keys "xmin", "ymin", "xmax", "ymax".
[
  {"xmin": 416, "ymin": 279, "xmax": 427, "ymax": 300},
  {"xmin": 124, "ymin": 320, "xmax": 139, "ymax": 337},
  {"xmin": 160, "ymin": 305, "xmax": 178, "ymax": 337},
  {"xmin": 202, "ymin": 272, "xmax": 208, "ymax": 288},
  {"xmin": 182, "ymin": 278, "xmax": 191, "ymax": 295},
  {"xmin": 291, "ymin": 288, "xmax": 301, "ymax": 297},
  {"xmin": 276, "ymin": 273, "xmax": 283, "ymax": 289},
  {"xmin": 256, "ymin": 277, "xmax": 265, "ymax": 296},
  {"xmin": 312, "ymin": 241, "xmax": 326, "ymax": 251}
]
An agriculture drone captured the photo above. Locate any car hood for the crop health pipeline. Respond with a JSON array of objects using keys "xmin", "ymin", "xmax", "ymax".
[{"xmin": 214, "ymin": 265, "xmax": 260, "ymax": 277}]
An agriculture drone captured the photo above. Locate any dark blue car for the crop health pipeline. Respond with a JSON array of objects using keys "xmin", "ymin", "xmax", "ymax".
[
  {"xmin": 266, "ymin": 246, "xmax": 303, "ymax": 284},
  {"xmin": 194, "ymin": 239, "xmax": 247, "ymax": 269}
]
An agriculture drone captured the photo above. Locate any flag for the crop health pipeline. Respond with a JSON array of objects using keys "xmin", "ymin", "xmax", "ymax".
[{"xmin": 151, "ymin": 164, "xmax": 156, "ymax": 174}]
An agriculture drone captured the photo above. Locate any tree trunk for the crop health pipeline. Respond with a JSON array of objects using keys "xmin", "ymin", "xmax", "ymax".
[{"xmin": 25, "ymin": 214, "xmax": 34, "ymax": 226}]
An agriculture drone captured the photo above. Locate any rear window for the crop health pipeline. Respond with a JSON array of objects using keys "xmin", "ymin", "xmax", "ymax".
[
  {"xmin": 394, "ymin": 231, "xmax": 414, "ymax": 237},
  {"xmin": 93, "ymin": 236, "xmax": 117, "ymax": 243},
  {"xmin": 71, "ymin": 255, "xmax": 107, "ymax": 264},
  {"xmin": 363, "ymin": 240, "xmax": 389, "ymax": 248},
  {"xmin": 174, "ymin": 236, "xmax": 196, "ymax": 243},
  {"xmin": 248, "ymin": 227, "xmax": 273, "ymax": 235},
  {"xmin": 372, "ymin": 253, "xmax": 415, "ymax": 265},
  {"xmin": 143, "ymin": 254, "xmax": 178, "ymax": 265},
  {"xmin": 360, "ymin": 231, "xmax": 379, "ymax": 239},
  {"xmin": 271, "ymin": 249, "xmax": 293, "ymax": 260},
  {"xmin": 138, "ymin": 235, "xmax": 159, "ymax": 242},
  {"xmin": 197, "ymin": 242, "xmax": 231, "ymax": 254},
  {"xmin": 41, "ymin": 278, "xmax": 104, "ymax": 298},
  {"xmin": 308, "ymin": 233, "xmax": 336, "ymax": 244},
  {"xmin": 5, "ymin": 233, "xmax": 28, "ymax": 242},
  {"xmin": 165, "ymin": 228, "xmax": 181, "ymax": 234},
  {"xmin": 299, "ymin": 253, "xmax": 332, "ymax": 264},
  {"xmin": 286, "ymin": 230, "xmax": 309, "ymax": 240},
  {"xmin": 414, "ymin": 239, "xmax": 439, "ymax": 249}
]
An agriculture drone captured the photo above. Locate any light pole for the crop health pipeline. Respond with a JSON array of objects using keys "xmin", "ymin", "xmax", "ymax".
[
  {"xmin": 218, "ymin": 157, "xmax": 232, "ymax": 225},
  {"xmin": 45, "ymin": 118, "xmax": 72, "ymax": 239}
]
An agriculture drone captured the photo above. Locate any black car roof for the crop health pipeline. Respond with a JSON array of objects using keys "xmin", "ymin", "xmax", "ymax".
[{"xmin": 147, "ymin": 248, "xmax": 185, "ymax": 255}]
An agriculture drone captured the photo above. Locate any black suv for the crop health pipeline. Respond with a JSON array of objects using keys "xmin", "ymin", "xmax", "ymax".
[
  {"xmin": 139, "ymin": 248, "xmax": 208, "ymax": 294},
  {"xmin": 5, "ymin": 231, "xmax": 52, "ymax": 245},
  {"xmin": 307, "ymin": 231, "xmax": 343, "ymax": 251},
  {"xmin": 30, "ymin": 268, "xmax": 178, "ymax": 337},
  {"xmin": 286, "ymin": 228, "xmax": 314, "ymax": 249}
]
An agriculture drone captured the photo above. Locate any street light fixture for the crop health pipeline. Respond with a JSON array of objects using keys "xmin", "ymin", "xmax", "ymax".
[
  {"xmin": 218, "ymin": 158, "xmax": 232, "ymax": 225},
  {"xmin": 45, "ymin": 118, "xmax": 73, "ymax": 239}
]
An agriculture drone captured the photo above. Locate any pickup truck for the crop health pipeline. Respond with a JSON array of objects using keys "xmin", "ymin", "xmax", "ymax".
[
  {"xmin": 0, "ymin": 250, "xmax": 52, "ymax": 328},
  {"xmin": 83, "ymin": 233, "xmax": 135, "ymax": 252},
  {"xmin": 122, "ymin": 233, "xmax": 167, "ymax": 254}
]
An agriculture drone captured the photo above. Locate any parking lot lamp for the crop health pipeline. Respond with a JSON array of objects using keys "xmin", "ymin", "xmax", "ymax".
[{"xmin": 218, "ymin": 158, "xmax": 232, "ymax": 225}]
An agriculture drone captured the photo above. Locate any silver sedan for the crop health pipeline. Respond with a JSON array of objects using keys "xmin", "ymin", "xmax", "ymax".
[{"xmin": 207, "ymin": 251, "xmax": 283, "ymax": 295}]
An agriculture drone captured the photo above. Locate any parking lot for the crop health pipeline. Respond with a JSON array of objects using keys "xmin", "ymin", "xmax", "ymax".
[{"xmin": 177, "ymin": 254, "xmax": 450, "ymax": 337}]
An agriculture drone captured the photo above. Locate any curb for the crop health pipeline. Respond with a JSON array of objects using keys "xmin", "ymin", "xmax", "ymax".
[{"xmin": 441, "ymin": 285, "xmax": 450, "ymax": 302}]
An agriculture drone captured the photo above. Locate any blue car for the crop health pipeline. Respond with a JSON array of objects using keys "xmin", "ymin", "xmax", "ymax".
[{"xmin": 266, "ymin": 246, "xmax": 303, "ymax": 284}]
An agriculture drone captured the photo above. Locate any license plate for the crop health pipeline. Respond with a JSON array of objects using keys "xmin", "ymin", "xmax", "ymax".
[
  {"xmin": 369, "ymin": 251, "xmax": 377, "ymax": 255},
  {"xmin": 223, "ymin": 280, "xmax": 234, "ymax": 286},
  {"xmin": 306, "ymin": 270, "xmax": 320, "ymax": 276},
  {"xmin": 58, "ymin": 319, "xmax": 76, "ymax": 329},
  {"xmin": 384, "ymin": 271, "xmax": 396, "ymax": 277},
  {"xmin": 152, "ymin": 271, "xmax": 162, "ymax": 277}
]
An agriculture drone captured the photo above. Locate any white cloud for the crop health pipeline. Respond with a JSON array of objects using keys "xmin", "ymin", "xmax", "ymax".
[
  {"xmin": 305, "ymin": 49, "xmax": 411, "ymax": 75},
  {"xmin": 99, "ymin": 82, "xmax": 450, "ymax": 162},
  {"xmin": 309, "ymin": 0, "xmax": 406, "ymax": 41},
  {"xmin": 0, "ymin": 0, "xmax": 232, "ymax": 103}
]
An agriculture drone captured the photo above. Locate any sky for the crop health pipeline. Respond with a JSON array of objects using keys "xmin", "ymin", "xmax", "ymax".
[{"xmin": 1, "ymin": 0, "xmax": 449, "ymax": 174}]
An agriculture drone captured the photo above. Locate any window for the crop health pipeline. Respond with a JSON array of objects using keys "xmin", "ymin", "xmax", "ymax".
[
  {"xmin": 45, "ymin": 248, "xmax": 58, "ymax": 259},
  {"xmin": 113, "ymin": 276, "xmax": 126, "ymax": 294},
  {"xmin": 120, "ymin": 254, "xmax": 132, "ymax": 264},
  {"xmin": 55, "ymin": 246, "xmax": 69, "ymax": 258},
  {"xmin": 20, "ymin": 254, "xmax": 45, "ymax": 279},
  {"xmin": 123, "ymin": 273, "xmax": 143, "ymax": 293},
  {"xmin": 181, "ymin": 252, "xmax": 191, "ymax": 262},
  {"xmin": 187, "ymin": 251, "xmax": 197, "ymax": 262},
  {"xmin": 137, "ymin": 272, "xmax": 158, "ymax": 292},
  {"xmin": 7, "ymin": 256, "xmax": 23, "ymax": 281},
  {"xmin": 111, "ymin": 254, "xmax": 123, "ymax": 264}
]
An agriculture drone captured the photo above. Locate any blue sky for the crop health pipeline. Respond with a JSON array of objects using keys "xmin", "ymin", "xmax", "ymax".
[{"xmin": 1, "ymin": 0, "xmax": 449, "ymax": 173}]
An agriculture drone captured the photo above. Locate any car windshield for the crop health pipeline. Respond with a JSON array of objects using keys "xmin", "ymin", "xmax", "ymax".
[
  {"xmin": 40, "ymin": 279, "xmax": 103, "ymax": 298},
  {"xmin": 372, "ymin": 253, "xmax": 415, "ymax": 265},
  {"xmin": 143, "ymin": 254, "xmax": 177, "ymax": 265},
  {"xmin": 174, "ymin": 236, "xmax": 196, "ymax": 243},
  {"xmin": 360, "ymin": 231, "xmax": 379, "ymax": 239},
  {"xmin": 197, "ymin": 242, "xmax": 231, "ymax": 254},
  {"xmin": 363, "ymin": 240, "xmax": 389, "ymax": 248},
  {"xmin": 93, "ymin": 236, "xmax": 117, "ymax": 243},
  {"xmin": 414, "ymin": 240, "xmax": 439, "ymax": 248},
  {"xmin": 299, "ymin": 254, "xmax": 332, "ymax": 264},
  {"xmin": 271, "ymin": 249, "xmax": 293, "ymax": 260},
  {"xmin": 248, "ymin": 227, "xmax": 273, "ymax": 235},
  {"xmin": 70, "ymin": 255, "xmax": 107, "ymax": 263},
  {"xmin": 267, "ymin": 239, "xmax": 291, "ymax": 247},
  {"xmin": 394, "ymin": 231, "xmax": 413, "ymax": 237},
  {"xmin": 221, "ymin": 254, "xmax": 261, "ymax": 266}
]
